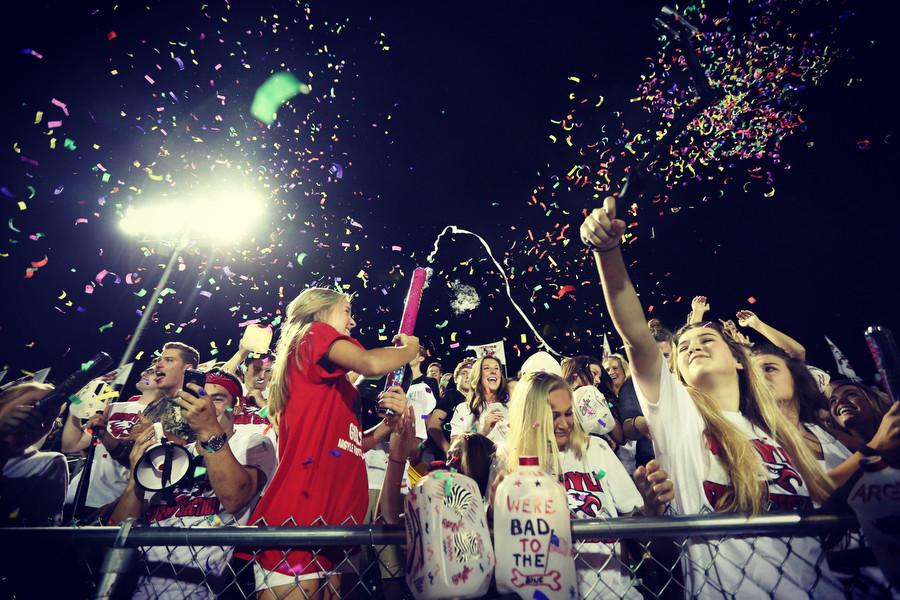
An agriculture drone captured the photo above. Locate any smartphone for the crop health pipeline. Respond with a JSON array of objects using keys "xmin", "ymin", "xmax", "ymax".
[{"xmin": 182, "ymin": 368, "xmax": 207, "ymax": 398}]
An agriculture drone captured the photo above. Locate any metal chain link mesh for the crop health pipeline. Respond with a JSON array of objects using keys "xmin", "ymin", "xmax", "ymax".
[{"xmin": 1, "ymin": 514, "xmax": 897, "ymax": 599}]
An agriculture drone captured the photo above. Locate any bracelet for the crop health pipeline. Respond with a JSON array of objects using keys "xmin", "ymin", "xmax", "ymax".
[
  {"xmin": 858, "ymin": 444, "xmax": 879, "ymax": 457},
  {"xmin": 388, "ymin": 457, "xmax": 406, "ymax": 466},
  {"xmin": 593, "ymin": 244, "xmax": 621, "ymax": 254}
]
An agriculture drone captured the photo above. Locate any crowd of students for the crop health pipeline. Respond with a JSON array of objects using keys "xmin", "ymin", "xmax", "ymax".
[{"xmin": 0, "ymin": 197, "xmax": 898, "ymax": 599}]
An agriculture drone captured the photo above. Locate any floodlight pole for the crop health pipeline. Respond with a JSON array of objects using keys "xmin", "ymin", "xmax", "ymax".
[{"xmin": 118, "ymin": 236, "xmax": 190, "ymax": 369}]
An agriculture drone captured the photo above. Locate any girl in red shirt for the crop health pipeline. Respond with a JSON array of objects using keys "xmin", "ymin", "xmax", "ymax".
[{"xmin": 237, "ymin": 288, "xmax": 418, "ymax": 599}]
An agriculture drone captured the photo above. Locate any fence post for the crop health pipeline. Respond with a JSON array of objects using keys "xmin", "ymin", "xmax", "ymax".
[{"xmin": 94, "ymin": 518, "xmax": 138, "ymax": 600}]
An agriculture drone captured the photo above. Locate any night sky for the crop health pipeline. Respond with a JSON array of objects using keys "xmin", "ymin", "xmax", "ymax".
[{"xmin": 2, "ymin": 1, "xmax": 899, "ymax": 390}]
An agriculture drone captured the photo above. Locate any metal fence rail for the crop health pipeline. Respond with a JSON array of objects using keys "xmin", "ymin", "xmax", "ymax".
[{"xmin": 0, "ymin": 512, "xmax": 893, "ymax": 600}]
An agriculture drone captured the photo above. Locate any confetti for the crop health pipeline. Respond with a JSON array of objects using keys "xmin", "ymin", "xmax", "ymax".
[{"xmin": 251, "ymin": 72, "xmax": 312, "ymax": 125}]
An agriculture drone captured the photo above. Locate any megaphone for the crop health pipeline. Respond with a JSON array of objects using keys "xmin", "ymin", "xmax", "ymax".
[
  {"xmin": 573, "ymin": 385, "xmax": 615, "ymax": 436},
  {"xmin": 133, "ymin": 423, "xmax": 194, "ymax": 492}
]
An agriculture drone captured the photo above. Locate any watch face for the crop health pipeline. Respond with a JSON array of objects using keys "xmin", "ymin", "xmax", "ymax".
[{"xmin": 203, "ymin": 434, "xmax": 227, "ymax": 452}]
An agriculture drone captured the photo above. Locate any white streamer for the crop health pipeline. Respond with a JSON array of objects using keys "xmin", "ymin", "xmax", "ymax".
[{"xmin": 426, "ymin": 225, "xmax": 563, "ymax": 357}]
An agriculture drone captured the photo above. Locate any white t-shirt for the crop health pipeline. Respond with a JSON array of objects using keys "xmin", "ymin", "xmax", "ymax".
[
  {"xmin": 66, "ymin": 400, "xmax": 146, "ymax": 508},
  {"xmin": 133, "ymin": 428, "xmax": 277, "ymax": 600},
  {"xmin": 805, "ymin": 423, "xmax": 852, "ymax": 473},
  {"xmin": 450, "ymin": 400, "xmax": 508, "ymax": 443},
  {"xmin": 633, "ymin": 360, "xmax": 844, "ymax": 599},
  {"xmin": 561, "ymin": 437, "xmax": 643, "ymax": 600},
  {"xmin": 1, "ymin": 448, "xmax": 68, "ymax": 525}
]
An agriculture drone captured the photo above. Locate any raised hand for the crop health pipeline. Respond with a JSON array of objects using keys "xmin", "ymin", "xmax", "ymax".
[
  {"xmin": 580, "ymin": 196, "xmax": 626, "ymax": 252},
  {"xmin": 379, "ymin": 385, "xmax": 409, "ymax": 429},
  {"xmin": 691, "ymin": 296, "xmax": 710, "ymax": 315},
  {"xmin": 735, "ymin": 310, "xmax": 761, "ymax": 329}
]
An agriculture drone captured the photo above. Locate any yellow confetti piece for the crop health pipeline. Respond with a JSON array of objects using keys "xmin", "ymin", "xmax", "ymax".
[
  {"xmin": 520, "ymin": 334, "xmax": 527, "ymax": 344},
  {"xmin": 568, "ymin": 75, "xmax": 581, "ymax": 83},
  {"xmin": 17, "ymin": 201, "xmax": 27, "ymax": 211},
  {"xmin": 34, "ymin": 111, "xmax": 43, "ymax": 124}
]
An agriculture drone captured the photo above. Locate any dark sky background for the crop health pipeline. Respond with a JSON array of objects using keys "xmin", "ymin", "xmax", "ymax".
[{"xmin": 1, "ymin": 1, "xmax": 899, "ymax": 391}]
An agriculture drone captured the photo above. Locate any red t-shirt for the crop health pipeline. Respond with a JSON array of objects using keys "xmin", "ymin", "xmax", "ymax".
[{"xmin": 237, "ymin": 321, "xmax": 367, "ymax": 574}]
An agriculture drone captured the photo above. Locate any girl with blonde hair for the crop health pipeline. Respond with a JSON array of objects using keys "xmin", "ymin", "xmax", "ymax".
[
  {"xmin": 580, "ymin": 196, "xmax": 843, "ymax": 598},
  {"xmin": 236, "ymin": 287, "xmax": 419, "ymax": 600},
  {"xmin": 499, "ymin": 371, "xmax": 673, "ymax": 599}
]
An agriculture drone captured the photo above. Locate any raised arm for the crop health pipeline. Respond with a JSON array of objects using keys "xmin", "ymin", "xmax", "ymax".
[
  {"xmin": 688, "ymin": 296, "xmax": 710, "ymax": 325},
  {"xmin": 580, "ymin": 196, "xmax": 662, "ymax": 403},
  {"xmin": 327, "ymin": 334, "xmax": 419, "ymax": 377},
  {"xmin": 735, "ymin": 310, "xmax": 806, "ymax": 361},
  {"xmin": 377, "ymin": 406, "xmax": 418, "ymax": 524}
]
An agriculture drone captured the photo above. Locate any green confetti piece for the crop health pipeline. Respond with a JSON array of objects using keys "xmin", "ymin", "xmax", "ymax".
[
  {"xmin": 101, "ymin": 172, "xmax": 110, "ymax": 183},
  {"xmin": 98, "ymin": 321, "xmax": 114, "ymax": 332},
  {"xmin": 596, "ymin": 470, "xmax": 606, "ymax": 480},
  {"xmin": 69, "ymin": 395, "xmax": 81, "ymax": 404},
  {"xmin": 296, "ymin": 252, "xmax": 307, "ymax": 265},
  {"xmin": 435, "ymin": 320, "xmax": 449, "ymax": 329},
  {"xmin": 258, "ymin": 406, "xmax": 269, "ymax": 419},
  {"xmin": 134, "ymin": 289, "xmax": 147, "ymax": 297},
  {"xmin": 63, "ymin": 138, "xmax": 77, "ymax": 151},
  {"xmin": 81, "ymin": 360, "xmax": 95, "ymax": 372},
  {"xmin": 194, "ymin": 466, "xmax": 207, "ymax": 478},
  {"xmin": 251, "ymin": 72, "xmax": 311, "ymax": 125},
  {"xmin": 160, "ymin": 288, "xmax": 176, "ymax": 296}
]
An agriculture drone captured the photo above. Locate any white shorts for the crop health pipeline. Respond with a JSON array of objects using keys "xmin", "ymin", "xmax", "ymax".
[{"xmin": 253, "ymin": 563, "xmax": 326, "ymax": 592}]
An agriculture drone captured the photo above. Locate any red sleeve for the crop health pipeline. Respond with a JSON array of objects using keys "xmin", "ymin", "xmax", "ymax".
[{"xmin": 297, "ymin": 321, "xmax": 364, "ymax": 383}]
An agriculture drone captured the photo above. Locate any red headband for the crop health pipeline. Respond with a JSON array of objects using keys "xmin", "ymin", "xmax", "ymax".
[{"xmin": 205, "ymin": 373, "xmax": 243, "ymax": 402}]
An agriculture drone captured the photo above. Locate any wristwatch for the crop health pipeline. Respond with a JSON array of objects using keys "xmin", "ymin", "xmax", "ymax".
[{"xmin": 200, "ymin": 433, "xmax": 228, "ymax": 454}]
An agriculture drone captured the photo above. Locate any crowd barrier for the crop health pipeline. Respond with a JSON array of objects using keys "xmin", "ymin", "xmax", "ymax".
[{"xmin": 1, "ymin": 512, "xmax": 894, "ymax": 599}]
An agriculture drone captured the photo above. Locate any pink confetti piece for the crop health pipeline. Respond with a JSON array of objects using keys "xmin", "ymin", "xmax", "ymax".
[
  {"xmin": 144, "ymin": 74, "xmax": 155, "ymax": 85},
  {"xmin": 51, "ymin": 98, "xmax": 69, "ymax": 116},
  {"xmin": 747, "ymin": 296, "xmax": 757, "ymax": 305},
  {"xmin": 47, "ymin": 120, "xmax": 62, "ymax": 129},
  {"xmin": 74, "ymin": 218, "xmax": 88, "ymax": 225}
]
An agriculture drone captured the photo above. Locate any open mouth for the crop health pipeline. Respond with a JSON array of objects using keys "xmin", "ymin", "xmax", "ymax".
[
  {"xmin": 487, "ymin": 375, "xmax": 498, "ymax": 384},
  {"xmin": 255, "ymin": 376, "xmax": 265, "ymax": 386},
  {"xmin": 154, "ymin": 370, "xmax": 165, "ymax": 384},
  {"xmin": 834, "ymin": 403, "xmax": 858, "ymax": 418}
]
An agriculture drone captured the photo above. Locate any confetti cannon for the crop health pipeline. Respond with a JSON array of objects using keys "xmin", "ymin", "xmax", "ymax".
[
  {"xmin": 864, "ymin": 326, "xmax": 900, "ymax": 403},
  {"xmin": 378, "ymin": 267, "xmax": 430, "ymax": 417}
]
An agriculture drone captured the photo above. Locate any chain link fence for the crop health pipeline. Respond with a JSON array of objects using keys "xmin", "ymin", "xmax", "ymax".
[{"xmin": 1, "ymin": 512, "xmax": 895, "ymax": 599}]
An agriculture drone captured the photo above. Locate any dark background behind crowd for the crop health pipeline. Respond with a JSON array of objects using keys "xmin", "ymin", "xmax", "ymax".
[{"xmin": 1, "ymin": 1, "xmax": 899, "ymax": 403}]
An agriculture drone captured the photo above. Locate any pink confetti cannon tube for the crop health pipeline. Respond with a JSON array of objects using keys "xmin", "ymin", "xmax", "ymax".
[{"xmin": 379, "ymin": 267, "xmax": 428, "ymax": 416}]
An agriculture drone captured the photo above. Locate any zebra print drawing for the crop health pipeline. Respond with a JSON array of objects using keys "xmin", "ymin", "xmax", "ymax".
[
  {"xmin": 452, "ymin": 530, "xmax": 483, "ymax": 562},
  {"xmin": 443, "ymin": 483, "xmax": 475, "ymax": 515}
]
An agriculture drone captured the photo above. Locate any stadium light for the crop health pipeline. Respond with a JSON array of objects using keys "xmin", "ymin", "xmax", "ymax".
[
  {"xmin": 116, "ymin": 180, "xmax": 267, "ymax": 368},
  {"xmin": 119, "ymin": 182, "xmax": 265, "ymax": 244}
]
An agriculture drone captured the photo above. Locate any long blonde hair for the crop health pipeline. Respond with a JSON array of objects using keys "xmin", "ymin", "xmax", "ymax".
[
  {"xmin": 466, "ymin": 356, "xmax": 508, "ymax": 417},
  {"xmin": 267, "ymin": 288, "xmax": 349, "ymax": 425},
  {"xmin": 673, "ymin": 323, "xmax": 834, "ymax": 513},
  {"xmin": 504, "ymin": 372, "xmax": 588, "ymax": 479}
]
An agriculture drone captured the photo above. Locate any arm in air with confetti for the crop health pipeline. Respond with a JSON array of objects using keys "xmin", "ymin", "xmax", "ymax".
[
  {"xmin": 736, "ymin": 310, "xmax": 806, "ymax": 361},
  {"xmin": 581, "ymin": 197, "xmax": 663, "ymax": 404}
]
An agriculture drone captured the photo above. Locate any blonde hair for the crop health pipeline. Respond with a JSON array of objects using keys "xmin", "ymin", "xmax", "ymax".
[
  {"xmin": 603, "ymin": 353, "xmax": 631, "ymax": 379},
  {"xmin": 673, "ymin": 323, "xmax": 834, "ymax": 513},
  {"xmin": 267, "ymin": 288, "xmax": 350, "ymax": 425},
  {"xmin": 466, "ymin": 356, "xmax": 508, "ymax": 417},
  {"xmin": 504, "ymin": 372, "xmax": 588, "ymax": 479}
]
